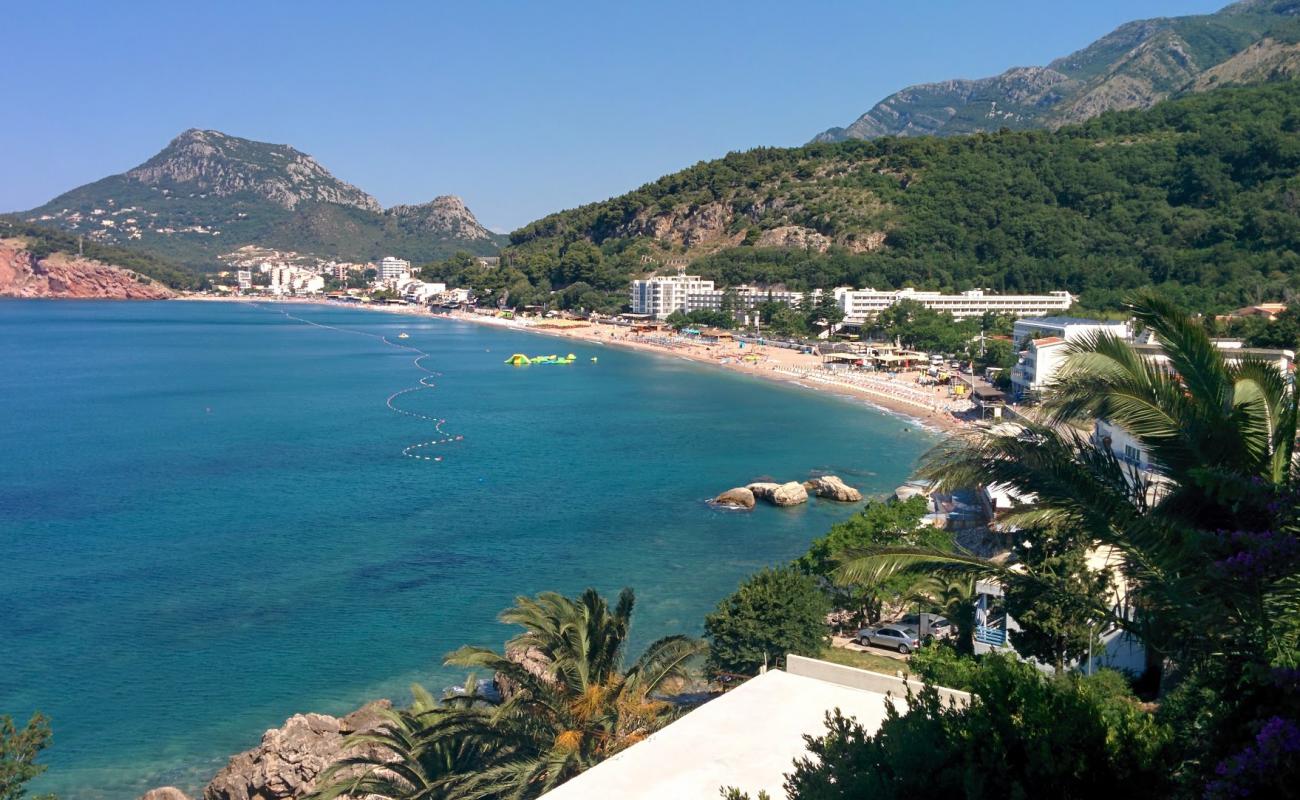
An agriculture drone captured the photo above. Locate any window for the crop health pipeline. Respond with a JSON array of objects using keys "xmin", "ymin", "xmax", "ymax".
[{"xmin": 1125, "ymin": 444, "xmax": 1141, "ymax": 463}]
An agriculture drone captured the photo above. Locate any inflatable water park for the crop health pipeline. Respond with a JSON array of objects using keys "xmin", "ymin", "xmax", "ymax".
[{"xmin": 504, "ymin": 353, "xmax": 592, "ymax": 366}]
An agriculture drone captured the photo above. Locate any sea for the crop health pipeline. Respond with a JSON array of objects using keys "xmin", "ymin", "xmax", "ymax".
[{"xmin": 0, "ymin": 299, "xmax": 934, "ymax": 799}]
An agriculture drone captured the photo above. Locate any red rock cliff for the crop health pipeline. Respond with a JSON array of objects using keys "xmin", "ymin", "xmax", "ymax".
[{"xmin": 0, "ymin": 238, "xmax": 176, "ymax": 299}]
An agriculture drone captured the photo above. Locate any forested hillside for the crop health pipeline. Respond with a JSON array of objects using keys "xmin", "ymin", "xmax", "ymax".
[{"xmin": 501, "ymin": 81, "xmax": 1300, "ymax": 313}]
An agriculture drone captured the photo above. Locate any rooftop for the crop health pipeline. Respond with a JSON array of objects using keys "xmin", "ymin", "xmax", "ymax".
[
  {"xmin": 1017, "ymin": 316, "xmax": 1124, "ymax": 327},
  {"xmin": 541, "ymin": 655, "xmax": 967, "ymax": 800}
]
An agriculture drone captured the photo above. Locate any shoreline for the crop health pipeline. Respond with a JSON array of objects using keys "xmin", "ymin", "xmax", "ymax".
[{"xmin": 175, "ymin": 295, "xmax": 972, "ymax": 434}]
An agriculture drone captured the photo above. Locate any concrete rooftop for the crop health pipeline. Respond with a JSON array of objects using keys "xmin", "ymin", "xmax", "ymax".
[{"xmin": 542, "ymin": 655, "xmax": 969, "ymax": 800}]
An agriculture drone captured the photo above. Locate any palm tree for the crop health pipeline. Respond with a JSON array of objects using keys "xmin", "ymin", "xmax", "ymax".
[
  {"xmin": 443, "ymin": 588, "xmax": 705, "ymax": 799},
  {"xmin": 836, "ymin": 293, "xmax": 1300, "ymax": 674},
  {"xmin": 904, "ymin": 574, "xmax": 977, "ymax": 656},
  {"xmin": 308, "ymin": 685, "xmax": 500, "ymax": 800},
  {"xmin": 310, "ymin": 589, "xmax": 704, "ymax": 800}
]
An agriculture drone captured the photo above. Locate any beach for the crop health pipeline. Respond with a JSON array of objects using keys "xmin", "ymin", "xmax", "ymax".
[{"xmin": 180, "ymin": 295, "xmax": 974, "ymax": 433}]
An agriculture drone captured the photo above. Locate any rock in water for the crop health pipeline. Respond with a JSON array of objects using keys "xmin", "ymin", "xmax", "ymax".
[
  {"xmin": 746, "ymin": 482, "xmax": 781, "ymax": 503},
  {"xmin": 772, "ymin": 481, "xmax": 809, "ymax": 507},
  {"xmin": 203, "ymin": 701, "xmax": 391, "ymax": 800},
  {"xmin": 140, "ymin": 789, "xmax": 192, "ymax": 800},
  {"xmin": 713, "ymin": 487, "xmax": 756, "ymax": 509},
  {"xmin": 802, "ymin": 475, "xmax": 864, "ymax": 502}
]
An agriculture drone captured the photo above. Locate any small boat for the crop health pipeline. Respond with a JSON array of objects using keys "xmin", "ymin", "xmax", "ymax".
[{"xmin": 397, "ymin": 332, "xmax": 410, "ymax": 339}]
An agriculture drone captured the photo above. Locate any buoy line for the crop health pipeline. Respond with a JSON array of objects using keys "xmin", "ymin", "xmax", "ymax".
[{"xmin": 262, "ymin": 306, "xmax": 462, "ymax": 463}]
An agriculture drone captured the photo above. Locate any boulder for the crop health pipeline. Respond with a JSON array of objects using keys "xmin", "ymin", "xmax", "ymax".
[
  {"xmin": 713, "ymin": 487, "xmax": 755, "ymax": 509},
  {"xmin": 140, "ymin": 789, "xmax": 192, "ymax": 800},
  {"xmin": 802, "ymin": 475, "xmax": 863, "ymax": 502},
  {"xmin": 746, "ymin": 482, "xmax": 781, "ymax": 503},
  {"xmin": 772, "ymin": 481, "xmax": 809, "ymax": 507},
  {"xmin": 203, "ymin": 701, "xmax": 391, "ymax": 800}
]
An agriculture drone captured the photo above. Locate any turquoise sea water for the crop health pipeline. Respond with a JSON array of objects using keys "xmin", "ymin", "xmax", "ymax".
[{"xmin": 0, "ymin": 300, "xmax": 933, "ymax": 799}]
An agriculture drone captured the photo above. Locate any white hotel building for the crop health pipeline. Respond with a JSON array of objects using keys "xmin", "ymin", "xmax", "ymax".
[
  {"xmin": 834, "ymin": 287, "xmax": 1073, "ymax": 323},
  {"xmin": 378, "ymin": 256, "xmax": 412, "ymax": 282},
  {"xmin": 630, "ymin": 274, "xmax": 817, "ymax": 319},
  {"xmin": 630, "ymin": 273, "xmax": 1074, "ymax": 322}
]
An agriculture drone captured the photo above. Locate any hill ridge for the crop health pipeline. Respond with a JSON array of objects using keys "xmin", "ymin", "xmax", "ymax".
[
  {"xmin": 20, "ymin": 129, "xmax": 503, "ymax": 267},
  {"xmin": 813, "ymin": 0, "xmax": 1300, "ymax": 143}
]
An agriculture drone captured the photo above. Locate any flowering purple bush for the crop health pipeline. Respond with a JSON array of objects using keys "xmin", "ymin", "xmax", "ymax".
[
  {"xmin": 1209, "ymin": 529, "xmax": 1300, "ymax": 581},
  {"xmin": 1204, "ymin": 716, "xmax": 1300, "ymax": 799}
]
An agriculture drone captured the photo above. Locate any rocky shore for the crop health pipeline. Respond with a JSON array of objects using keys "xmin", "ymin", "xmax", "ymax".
[
  {"xmin": 140, "ymin": 702, "xmax": 392, "ymax": 800},
  {"xmin": 713, "ymin": 474, "xmax": 862, "ymax": 509}
]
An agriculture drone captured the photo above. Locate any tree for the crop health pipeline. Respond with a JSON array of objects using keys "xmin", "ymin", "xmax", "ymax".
[
  {"xmin": 446, "ymin": 588, "xmax": 703, "ymax": 797},
  {"xmin": 314, "ymin": 589, "xmax": 703, "ymax": 800},
  {"xmin": 812, "ymin": 291, "xmax": 844, "ymax": 329},
  {"xmin": 705, "ymin": 566, "xmax": 830, "ymax": 676},
  {"xmin": 309, "ymin": 686, "xmax": 495, "ymax": 800},
  {"xmin": 903, "ymin": 575, "xmax": 977, "ymax": 656},
  {"xmin": 1004, "ymin": 527, "xmax": 1111, "ymax": 674},
  {"xmin": 796, "ymin": 497, "xmax": 948, "ymax": 628},
  {"xmin": 0, "ymin": 713, "xmax": 54, "ymax": 800},
  {"xmin": 767, "ymin": 305, "xmax": 809, "ymax": 338}
]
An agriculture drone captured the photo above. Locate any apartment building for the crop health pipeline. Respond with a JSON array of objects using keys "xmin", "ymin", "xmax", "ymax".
[{"xmin": 378, "ymin": 256, "xmax": 412, "ymax": 282}]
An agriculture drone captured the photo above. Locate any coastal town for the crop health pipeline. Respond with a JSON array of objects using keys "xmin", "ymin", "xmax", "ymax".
[{"xmin": 8, "ymin": 2, "xmax": 1300, "ymax": 800}]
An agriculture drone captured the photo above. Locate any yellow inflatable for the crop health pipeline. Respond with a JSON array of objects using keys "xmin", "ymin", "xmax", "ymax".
[{"xmin": 504, "ymin": 353, "xmax": 532, "ymax": 366}]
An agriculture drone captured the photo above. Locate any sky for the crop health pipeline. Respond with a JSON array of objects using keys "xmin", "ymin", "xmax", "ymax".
[{"xmin": 3, "ymin": 0, "xmax": 1229, "ymax": 232}]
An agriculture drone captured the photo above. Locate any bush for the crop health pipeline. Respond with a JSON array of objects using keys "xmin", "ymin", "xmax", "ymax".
[
  {"xmin": 907, "ymin": 642, "xmax": 980, "ymax": 691},
  {"xmin": 704, "ymin": 566, "xmax": 830, "ymax": 676}
]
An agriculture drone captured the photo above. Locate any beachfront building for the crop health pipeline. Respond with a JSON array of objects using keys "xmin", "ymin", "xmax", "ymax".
[
  {"xmin": 834, "ymin": 287, "xmax": 1073, "ymax": 323},
  {"xmin": 236, "ymin": 270, "xmax": 252, "ymax": 291},
  {"xmin": 630, "ymin": 273, "xmax": 717, "ymax": 318},
  {"xmin": 540, "ymin": 655, "xmax": 969, "ymax": 800},
  {"xmin": 269, "ymin": 266, "xmax": 325, "ymax": 296},
  {"xmin": 401, "ymin": 280, "xmax": 447, "ymax": 304},
  {"xmin": 1009, "ymin": 336, "xmax": 1069, "ymax": 400},
  {"xmin": 378, "ymin": 256, "xmax": 412, "ymax": 282},
  {"xmin": 1011, "ymin": 316, "xmax": 1129, "ymax": 350},
  {"xmin": 631, "ymin": 272, "xmax": 833, "ymax": 320}
]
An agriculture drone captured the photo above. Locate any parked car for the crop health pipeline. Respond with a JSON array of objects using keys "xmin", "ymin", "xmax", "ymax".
[
  {"xmin": 856, "ymin": 625, "xmax": 921, "ymax": 654},
  {"xmin": 895, "ymin": 614, "xmax": 952, "ymax": 641}
]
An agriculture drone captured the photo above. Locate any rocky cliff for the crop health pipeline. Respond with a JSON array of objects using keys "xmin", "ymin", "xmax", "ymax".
[{"xmin": 0, "ymin": 238, "xmax": 175, "ymax": 299}]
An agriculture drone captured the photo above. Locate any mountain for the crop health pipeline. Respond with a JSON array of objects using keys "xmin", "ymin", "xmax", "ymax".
[
  {"xmin": 20, "ymin": 129, "xmax": 505, "ymax": 267},
  {"xmin": 505, "ymin": 80, "xmax": 1300, "ymax": 314},
  {"xmin": 813, "ymin": 0, "xmax": 1300, "ymax": 143}
]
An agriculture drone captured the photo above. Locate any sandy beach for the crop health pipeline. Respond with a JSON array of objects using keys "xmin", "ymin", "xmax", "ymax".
[{"xmin": 178, "ymin": 295, "xmax": 975, "ymax": 433}]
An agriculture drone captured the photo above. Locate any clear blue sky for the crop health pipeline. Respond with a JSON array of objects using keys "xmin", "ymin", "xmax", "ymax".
[{"xmin": 3, "ymin": 0, "xmax": 1227, "ymax": 232}]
